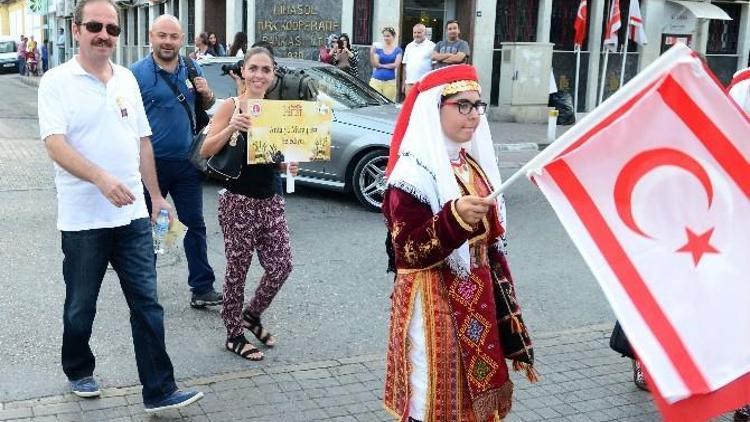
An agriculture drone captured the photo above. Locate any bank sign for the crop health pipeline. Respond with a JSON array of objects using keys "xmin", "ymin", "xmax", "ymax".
[{"xmin": 255, "ymin": 1, "xmax": 343, "ymax": 61}]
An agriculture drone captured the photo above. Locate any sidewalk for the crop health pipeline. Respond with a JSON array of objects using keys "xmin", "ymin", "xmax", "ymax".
[{"xmin": 0, "ymin": 325, "xmax": 735, "ymax": 422}]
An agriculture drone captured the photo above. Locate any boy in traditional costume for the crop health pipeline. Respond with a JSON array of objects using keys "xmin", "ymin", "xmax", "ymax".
[{"xmin": 382, "ymin": 64, "xmax": 536, "ymax": 422}]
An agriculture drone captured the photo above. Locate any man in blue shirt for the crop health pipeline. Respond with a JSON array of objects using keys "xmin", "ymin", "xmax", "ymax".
[{"xmin": 131, "ymin": 15, "xmax": 221, "ymax": 308}]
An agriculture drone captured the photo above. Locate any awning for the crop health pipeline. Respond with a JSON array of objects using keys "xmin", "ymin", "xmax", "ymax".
[{"xmin": 667, "ymin": 0, "xmax": 732, "ymax": 20}]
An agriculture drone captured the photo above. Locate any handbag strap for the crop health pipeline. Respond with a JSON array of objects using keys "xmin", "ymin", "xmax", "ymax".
[{"xmin": 157, "ymin": 57, "xmax": 196, "ymax": 135}]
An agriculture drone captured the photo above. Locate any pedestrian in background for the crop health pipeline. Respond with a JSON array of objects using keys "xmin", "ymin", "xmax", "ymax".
[
  {"xmin": 190, "ymin": 32, "xmax": 211, "ymax": 60},
  {"xmin": 41, "ymin": 40, "xmax": 49, "ymax": 73},
  {"xmin": 383, "ymin": 64, "xmax": 534, "ymax": 421},
  {"xmin": 37, "ymin": 0, "xmax": 202, "ymax": 411},
  {"xmin": 26, "ymin": 35, "xmax": 37, "ymax": 54},
  {"xmin": 207, "ymin": 32, "xmax": 226, "ymax": 57},
  {"xmin": 201, "ymin": 47, "xmax": 298, "ymax": 362},
  {"xmin": 17, "ymin": 35, "xmax": 27, "ymax": 75},
  {"xmin": 369, "ymin": 27, "xmax": 402, "ymax": 102},
  {"xmin": 228, "ymin": 31, "xmax": 247, "ymax": 58},
  {"xmin": 432, "ymin": 20, "xmax": 470, "ymax": 69},
  {"xmin": 319, "ymin": 33, "xmax": 337, "ymax": 64},
  {"xmin": 56, "ymin": 28, "xmax": 66, "ymax": 66},
  {"xmin": 131, "ymin": 15, "xmax": 222, "ymax": 309},
  {"xmin": 402, "ymin": 23, "xmax": 435, "ymax": 98},
  {"xmin": 332, "ymin": 33, "xmax": 359, "ymax": 78}
]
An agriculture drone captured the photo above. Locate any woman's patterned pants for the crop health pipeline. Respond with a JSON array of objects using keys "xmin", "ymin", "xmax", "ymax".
[{"xmin": 218, "ymin": 191, "xmax": 293, "ymax": 339}]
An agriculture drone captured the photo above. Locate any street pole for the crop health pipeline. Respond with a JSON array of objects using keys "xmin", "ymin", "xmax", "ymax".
[
  {"xmin": 573, "ymin": 45, "xmax": 581, "ymax": 113},
  {"xmin": 619, "ymin": 6, "xmax": 633, "ymax": 90},
  {"xmin": 598, "ymin": 0, "xmax": 613, "ymax": 106},
  {"xmin": 598, "ymin": 47, "xmax": 610, "ymax": 105}
]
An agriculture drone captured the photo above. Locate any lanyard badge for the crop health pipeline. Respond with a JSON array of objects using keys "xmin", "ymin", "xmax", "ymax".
[{"xmin": 116, "ymin": 96, "xmax": 128, "ymax": 118}]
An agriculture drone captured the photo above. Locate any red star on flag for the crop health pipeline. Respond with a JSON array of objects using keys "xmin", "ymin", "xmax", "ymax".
[{"xmin": 675, "ymin": 227, "xmax": 720, "ymax": 266}]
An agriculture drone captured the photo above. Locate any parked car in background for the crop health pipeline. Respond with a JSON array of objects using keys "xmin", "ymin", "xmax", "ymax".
[
  {"xmin": 0, "ymin": 36, "xmax": 18, "ymax": 73},
  {"xmin": 198, "ymin": 56, "xmax": 397, "ymax": 211}
]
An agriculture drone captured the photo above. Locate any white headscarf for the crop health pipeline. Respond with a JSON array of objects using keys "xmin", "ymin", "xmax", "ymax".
[{"xmin": 387, "ymin": 66, "xmax": 506, "ymax": 278}]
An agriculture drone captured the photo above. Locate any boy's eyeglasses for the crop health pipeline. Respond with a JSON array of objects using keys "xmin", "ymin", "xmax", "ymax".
[
  {"xmin": 78, "ymin": 21, "xmax": 121, "ymax": 37},
  {"xmin": 441, "ymin": 100, "xmax": 487, "ymax": 115}
]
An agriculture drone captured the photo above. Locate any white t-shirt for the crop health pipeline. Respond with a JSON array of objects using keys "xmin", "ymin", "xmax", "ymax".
[
  {"xmin": 403, "ymin": 39, "xmax": 435, "ymax": 84},
  {"xmin": 38, "ymin": 57, "xmax": 152, "ymax": 231}
]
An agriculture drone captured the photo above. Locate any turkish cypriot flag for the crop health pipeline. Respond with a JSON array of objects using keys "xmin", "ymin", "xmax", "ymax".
[{"xmin": 526, "ymin": 43, "xmax": 750, "ymax": 421}]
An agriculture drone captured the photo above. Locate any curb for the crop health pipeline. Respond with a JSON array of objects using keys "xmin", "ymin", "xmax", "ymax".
[
  {"xmin": 494, "ymin": 142, "xmax": 541, "ymax": 153},
  {"xmin": 15, "ymin": 75, "xmax": 41, "ymax": 88},
  {"xmin": 0, "ymin": 353, "xmax": 385, "ymax": 409}
]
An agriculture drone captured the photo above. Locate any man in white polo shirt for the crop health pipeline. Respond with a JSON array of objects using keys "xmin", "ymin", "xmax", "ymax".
[
  {"xmin": 37, "ymin": 0, "xmax": 202, "ymax": 413},
  {"xmin": 402, "ymin": 24, "xmax": 435, "ymax": 98}
]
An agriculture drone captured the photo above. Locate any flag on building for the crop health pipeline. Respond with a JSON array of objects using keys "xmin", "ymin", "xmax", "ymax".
[
  {"xmin": 603, "ymin": 0, "xmax": 622, "ymax": 50},
  {"xmin": 524, "ymin": 43, "xmax": 750, "ymax": 422},
  {"xmin": 627, "ymin": 0, "xmax": 648, "ymax": 45},
  {"xmin": 573, "ymin": 0, "xmax": 588, "ymax": 49}
]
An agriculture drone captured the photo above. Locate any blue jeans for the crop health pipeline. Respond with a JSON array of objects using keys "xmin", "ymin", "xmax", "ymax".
[
  {"xmin": 17, "ymin": 57, "xmax": 26, "ymax": 75},
  {"xmin": 146, "ymin": 159, "xmax": 215, "ymax": 295},
  {"xmin": 61, "ymin": 218, "xmax": 177, "ymax": 404}
]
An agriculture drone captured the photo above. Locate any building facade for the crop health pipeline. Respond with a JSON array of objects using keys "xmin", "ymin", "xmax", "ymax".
[
  {"xmin": 0, "ymin": 0, "xmax": 45, "ymax": 41},
  {"xmin": 16, "ymin": 0, "xmax": 750, "ymax": 114}
]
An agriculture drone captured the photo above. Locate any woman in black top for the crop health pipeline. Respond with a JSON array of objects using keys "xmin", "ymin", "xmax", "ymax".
[{"xmin": 201, "ymin": 47, "xmax": 298, "ymax": 361}]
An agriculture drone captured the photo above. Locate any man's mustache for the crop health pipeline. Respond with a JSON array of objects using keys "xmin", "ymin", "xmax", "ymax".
[{"xmin": 92, "ymin": 38, "xmax": 114, "ymax": 48}]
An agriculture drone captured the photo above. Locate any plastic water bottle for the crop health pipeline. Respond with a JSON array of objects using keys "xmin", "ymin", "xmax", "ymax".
[{"xmin": 152, "ymin": 209, "xmax": 170, "ymax": 254}]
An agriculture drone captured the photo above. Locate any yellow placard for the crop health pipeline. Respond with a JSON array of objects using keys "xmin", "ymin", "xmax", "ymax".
[{"xmin": 247, "ymin": 100, "xmax": 332, "ymax": 164}]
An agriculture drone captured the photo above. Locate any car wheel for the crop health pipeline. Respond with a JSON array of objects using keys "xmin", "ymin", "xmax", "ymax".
[{"xmin": 352, "ymin": 149, "xmax": 388, "ymax": 212}]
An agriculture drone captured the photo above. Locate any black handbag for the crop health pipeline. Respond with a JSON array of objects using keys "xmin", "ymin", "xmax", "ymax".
[
  {"xmin": 610, "ymin": 321, "xmax": 635, "ymax": 359},
  {"xmin": 206, "ymin": 129, "xmax": 245, "ymax": 181},
  {"xmin": 188, "ymin": 125, "xmax": 209, "ymax": 173}
]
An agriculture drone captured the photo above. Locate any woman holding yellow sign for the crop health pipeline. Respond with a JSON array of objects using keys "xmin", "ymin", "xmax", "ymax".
[{"xmin": 201, "ymin": 47, "xmax": 298, "ymax": 362}]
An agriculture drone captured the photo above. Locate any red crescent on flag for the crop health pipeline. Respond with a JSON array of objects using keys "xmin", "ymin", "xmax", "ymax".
[{"xmin": 613, "ymin": 148, "xmax": 713, "ymax": 238}]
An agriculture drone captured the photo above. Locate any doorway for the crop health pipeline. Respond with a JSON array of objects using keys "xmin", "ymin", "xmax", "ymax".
[{"xmin": 400, "ymin": 0, "xmax": 448, "ymax": 48}]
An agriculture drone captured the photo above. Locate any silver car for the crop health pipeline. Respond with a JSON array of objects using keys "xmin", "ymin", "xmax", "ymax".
[{"xmin": 198, "ymin": 56, "xmax": 397, "ymax": 211}]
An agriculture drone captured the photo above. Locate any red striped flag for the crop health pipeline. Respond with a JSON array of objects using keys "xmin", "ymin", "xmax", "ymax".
[
  {"xmin": 603, "ymin": 0, "xmax": 621, "ymax": 50},
  {"xmin": 573, "ymin": 0, "xmax": 588, "ymax": 49},
  {"xmin": 527, "ymin": 43, "xmax": 750, "ymax": 422},
  {"xmin": 627, "ymin": 0, "xmax": 648, "ymax": 45}
]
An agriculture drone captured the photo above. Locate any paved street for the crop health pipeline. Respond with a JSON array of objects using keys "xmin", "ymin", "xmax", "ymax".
[{"xmin": 0, "ymin": 74, "xmax": 735, "ymax": 421}]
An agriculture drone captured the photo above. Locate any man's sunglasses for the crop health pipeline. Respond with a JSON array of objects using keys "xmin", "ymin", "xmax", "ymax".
[
  {"xmin": 441, "ymin": 100, "xmax": 487, "ymax": 116},
  {"xmin": 78, "ymin": 21, "xmax": 121, "ymax": 36}
]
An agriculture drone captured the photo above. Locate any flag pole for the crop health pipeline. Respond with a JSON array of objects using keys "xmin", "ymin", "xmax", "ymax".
[
  {"xmin": 573, "ymin": 44, "xmax": 582, "ymax": 114},
  {"xmin": 619, "ymin": 4, "xmax": 633, "ymax": 90},
  {"xmin": 598, "ymin": 48, "xmax": 610, "ymax": 105},
  {"xmin": 598, "ymin": 0, "xmax": 613, "ymax": 106}
]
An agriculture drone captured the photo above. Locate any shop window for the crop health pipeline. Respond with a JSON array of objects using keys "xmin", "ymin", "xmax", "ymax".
[
  {"xmin": 133, "ymin": 9, "xmax": 139, "ymax": 43},
  {"xmin": 707, "ymin": 3, "xmax": 740, "ymax": 54},
  {"xmin": 551, "ymin": 0, "xmax": 588, "ymax": 50},
  {"xmin": 353, "ymin": 0, "xmax": 373, "ymax": 45},
  {"xmin": 188, "ymin": 0, "xmax": 195, "ymax": 44},
  {"xmin": 122, "ymin": 9, "xmax": 128, "ymax": 45},
  {"xmin": 494, "ymin": 0, "xmax": 539, "ymax": 48},
  {"xmin": 143, "ymin": 7, "xmax": 150, "ymax": 44},
  {"xmin": 401, "ymin": 0, "xmax": 445, "ymax": 47}
]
